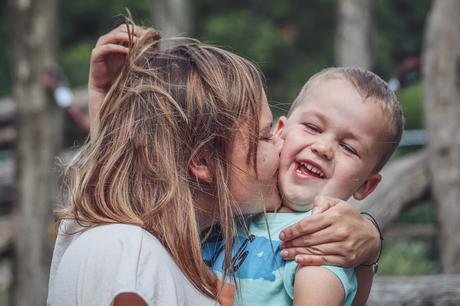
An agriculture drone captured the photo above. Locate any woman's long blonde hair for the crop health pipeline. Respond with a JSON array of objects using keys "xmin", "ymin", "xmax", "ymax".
[{"xmin": 57, "ymin": 26, "xmax": 264, "ymax": 299}]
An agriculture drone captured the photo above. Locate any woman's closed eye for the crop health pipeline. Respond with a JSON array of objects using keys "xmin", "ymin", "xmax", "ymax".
[{"xmin": 260, "ymin": 132, "xmax": 274, "ymax": 142}]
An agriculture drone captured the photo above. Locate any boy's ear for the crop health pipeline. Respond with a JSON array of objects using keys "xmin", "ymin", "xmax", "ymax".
[
  {"xmin": 353, "ymin": 174, "xmax": 381, "ymax": 201},
  {"xmin": 189, "ymin": 153, "xmax": 212, "ymax": 183},
  {"xmin": 274, "ymin": 116, "xmax": 287, "ymax": 139}
]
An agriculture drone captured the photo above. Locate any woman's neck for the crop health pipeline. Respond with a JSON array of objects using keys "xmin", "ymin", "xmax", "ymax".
[{"xmin": 194, "ymin": 191, "xmax": 218, "ymax": 230}]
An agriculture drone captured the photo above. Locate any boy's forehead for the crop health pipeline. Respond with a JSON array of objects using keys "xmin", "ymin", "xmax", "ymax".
[
  {"xmin": 306, "ymin": 76, "xmax": 358, "ymax": 97},
  {"xmin": 289, "ymin": 80, "xmax": 391, "ymax": 147},
  {"xmin": 292, "ymin": 77, "xmax": 362, "ymax": 114}
]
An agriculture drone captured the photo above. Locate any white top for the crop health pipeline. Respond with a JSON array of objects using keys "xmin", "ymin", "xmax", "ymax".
[{"xmin": 47, "ymin": 221, "xmax": 217, "ymax": 306}]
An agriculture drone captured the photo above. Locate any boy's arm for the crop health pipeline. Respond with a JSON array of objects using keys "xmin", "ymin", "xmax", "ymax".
[
  {"xmin": 351, "ymin": 266, "xmax": 374, "ymax": 306},
  {"xmin": 293, "ymin": 266, "xmax": 344, "ymax": 306}
]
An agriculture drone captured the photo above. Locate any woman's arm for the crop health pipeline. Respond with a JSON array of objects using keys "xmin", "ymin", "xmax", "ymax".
[{"xmin": 279, "ymin": 196, "xmax": 380, "ymax": 267}]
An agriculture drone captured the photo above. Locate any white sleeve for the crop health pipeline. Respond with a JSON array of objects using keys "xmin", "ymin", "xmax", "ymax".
[{"xmin": 48, "ymin": 224, "xmax": 211, "ymax": 306}]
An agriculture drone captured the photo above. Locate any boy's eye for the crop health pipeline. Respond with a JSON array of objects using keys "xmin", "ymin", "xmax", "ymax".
[
  {"xmin": 304, "ymin": 123, "xmax": 321, "ymax": 133},
  {"xmin": 340, "ymin": 143, "xmax": 358, "ymax": 156}
]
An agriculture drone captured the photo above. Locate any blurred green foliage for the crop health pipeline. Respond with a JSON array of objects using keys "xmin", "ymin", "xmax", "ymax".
[
  {"xmin": 379, "ymin": 240, "xmax": 440, "ymax": 275},
  {"xmin": 398, "ymin": 83, "xmax": 423, "ymax": 130},
  {"xmin": 0, "ymin": 288, "xmax": 7, "ymax": 306},
  {"xmin": 60, "ymin": 41, "xmax": 93, "ymax": 88},
  {"xmin": 395, "ymin": 201, "xmax": 435, "ymax": 224},
  {"xmin": 1, "ymin": 0, "xmax": 432, "ymax": 112},
  {"xmin": 390, "ymin": 82, "xmax": 424, "ymax": 158},
  {"xmin": 195, "ymin": 0, "xmax": 338, "ymax": 115},
  {"xmin": 373, "ymin": 0, "xmax": 431, "ymax": 78},
  {"xmin": 379, "ymin": 202, "xmax": 439, "ymax": 276}
]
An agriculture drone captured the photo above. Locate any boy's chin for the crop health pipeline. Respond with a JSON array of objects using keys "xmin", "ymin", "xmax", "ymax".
[{"xmin": 281, "ymin": 197, "xmax": 315, "ymax": 212}]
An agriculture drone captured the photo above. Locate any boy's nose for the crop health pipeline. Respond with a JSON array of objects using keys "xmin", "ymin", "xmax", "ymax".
[{"xmin": 311, "ymin": 141, "xmax": 333, "ymax": 160}]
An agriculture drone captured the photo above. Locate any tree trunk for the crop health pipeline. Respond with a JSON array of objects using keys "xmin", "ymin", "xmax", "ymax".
[
  {"xmin": 422, "ymin": 0, "xmax": 460, "ymax": 273},
  {"xmin": 10, "ymin": 0, "xmax": 61, "ymax": 305},
  {"xmin": 367, "ymin": 275, "xmax": 460, "ymax": 306},
  {"xmin": 335, "ymin": 0, "xmax": 372, "ymax": 69},
  {"xmin": 152, "ymin": 0, "xmax": 190, "ymax": 48}
]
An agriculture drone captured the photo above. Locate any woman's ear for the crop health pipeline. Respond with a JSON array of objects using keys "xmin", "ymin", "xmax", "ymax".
[
  {"xmin": 353, "ymin": 174, "xmax": 381, "ymax": 201},
  {"xmin": 189, "ymin": 153, "xmax": 212, "ymax": 183},
  {"xmin": 274, "ymin": 116, "xmax": 287, "ymax": 139}
]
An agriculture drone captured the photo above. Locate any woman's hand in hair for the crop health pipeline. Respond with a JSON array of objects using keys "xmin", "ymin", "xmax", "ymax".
[
  {"xmin": 88, "ymin": 24, "xmax": 145, "ymax": 136},
  {"xmin": 278, "ymin": 196, "xmax": 380, "ymax": 267}
]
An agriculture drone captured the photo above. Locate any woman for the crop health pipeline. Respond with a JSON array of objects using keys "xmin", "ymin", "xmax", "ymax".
[{"xmin": 48, "ymin": 24, "xmax": 380, "ymax": 306}]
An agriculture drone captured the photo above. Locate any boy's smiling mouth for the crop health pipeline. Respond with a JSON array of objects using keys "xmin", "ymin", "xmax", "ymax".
[{"xmin": 295, "ymin": 160, "xmax": 326, "ymax": 179}]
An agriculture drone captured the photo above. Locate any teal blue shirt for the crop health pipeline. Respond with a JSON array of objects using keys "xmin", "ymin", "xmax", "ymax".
[{"xmin": 202, "ymin": 211, "xmax": 357, "ymax": 306}]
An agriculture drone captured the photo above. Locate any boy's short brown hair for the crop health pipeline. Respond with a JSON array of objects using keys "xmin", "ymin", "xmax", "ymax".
[{"xmin": 289, "ymin": 67, "xmax": 405, "ymax": 172}]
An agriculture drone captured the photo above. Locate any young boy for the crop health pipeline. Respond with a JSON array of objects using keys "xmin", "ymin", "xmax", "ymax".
[{"xmin": 203, "ymin": 67, "xmax": 404, "ymax": 306}]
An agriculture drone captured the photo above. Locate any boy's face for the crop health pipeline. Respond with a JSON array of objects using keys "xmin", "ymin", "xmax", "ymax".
[{"xmin": 275, "ymin": 77, "xmax": 386, "ymax": 211}]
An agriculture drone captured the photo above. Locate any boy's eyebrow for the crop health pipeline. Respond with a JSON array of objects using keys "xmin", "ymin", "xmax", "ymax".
[
  {"xmin": 302, "ymin": 110, "xmax": 364, "ymax": 143},
  {"xmin": 342, "ymin": 131, "xmax": 363, "ymax": 145},
  {"xmin": 341, "ymin": 124, "xmax": 367, "ymax": 142},
  {"xmin": 299, "ymin": 110, "xmax": 327, "ymax": 124}
]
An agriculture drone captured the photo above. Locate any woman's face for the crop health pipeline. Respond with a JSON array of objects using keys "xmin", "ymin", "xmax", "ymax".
[{"xmin": 228, "ymin": 92, "xmax": 282, "ymax": 214}]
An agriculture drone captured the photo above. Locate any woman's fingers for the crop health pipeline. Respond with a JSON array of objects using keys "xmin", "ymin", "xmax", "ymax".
[
  {"xmin": 89, "ymin": 44, "xmax": 129, "ymax": 88},
  {"xmin": 279, "ymin": 196, "xmax": 345, "ymax": 241},
  {"xmin": 91, "ymin": 44, "xmax": 129, "ymax": 60},
  {"xmin": 280, "ymin": 225, "xmax": 344, "ymax": 249},
  {"xmin": 280, "ymin": 244, "xmax": 354, "ymax": 267},
  {"xmin": 295, "ymin": 254, "xmax": 349, "ymax": 267},
  {"xmin": 97, "ymin": 24, "xmax": 145, "ymax": 44},
  {"xmin": 96, "ymin": 25, "xmax": 145, "ymax": 47},
  {"xmin": 311, "ymin": 195, "xmax": 339, "ymax": 214},
  {"xmin": 97, "ymin": 32, "xmax": 135, "ymax": 47},
  {"xmin": 279, "ymin": 212, "xmax": 331, "ymax": 242},
  {"xmin": 281, "ymin": 243, "xmax": 347, "ymax": 259}
]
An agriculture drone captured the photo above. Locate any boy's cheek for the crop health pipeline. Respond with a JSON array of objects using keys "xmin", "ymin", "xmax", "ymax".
[{"xmin": 277, "ymin": 167, "xmax": 291, "ymax": 195}]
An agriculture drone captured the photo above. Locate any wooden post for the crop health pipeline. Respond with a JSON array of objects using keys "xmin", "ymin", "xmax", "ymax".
[
  {"xmin": 335, "ymin": 0, "xmax": 372, "ymax": 69},
  {"xmin": 422, "ymin": 0, "xmax": 460, "ymax": 273},
  {"xmin": 10, "ymin": 0, "xmax": 61, "ymax": 305}
]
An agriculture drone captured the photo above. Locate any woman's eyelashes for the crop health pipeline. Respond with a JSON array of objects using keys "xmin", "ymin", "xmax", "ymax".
[{"xmin": 260, "ymin": 132, "xmax": 274, "ymax": 142}]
